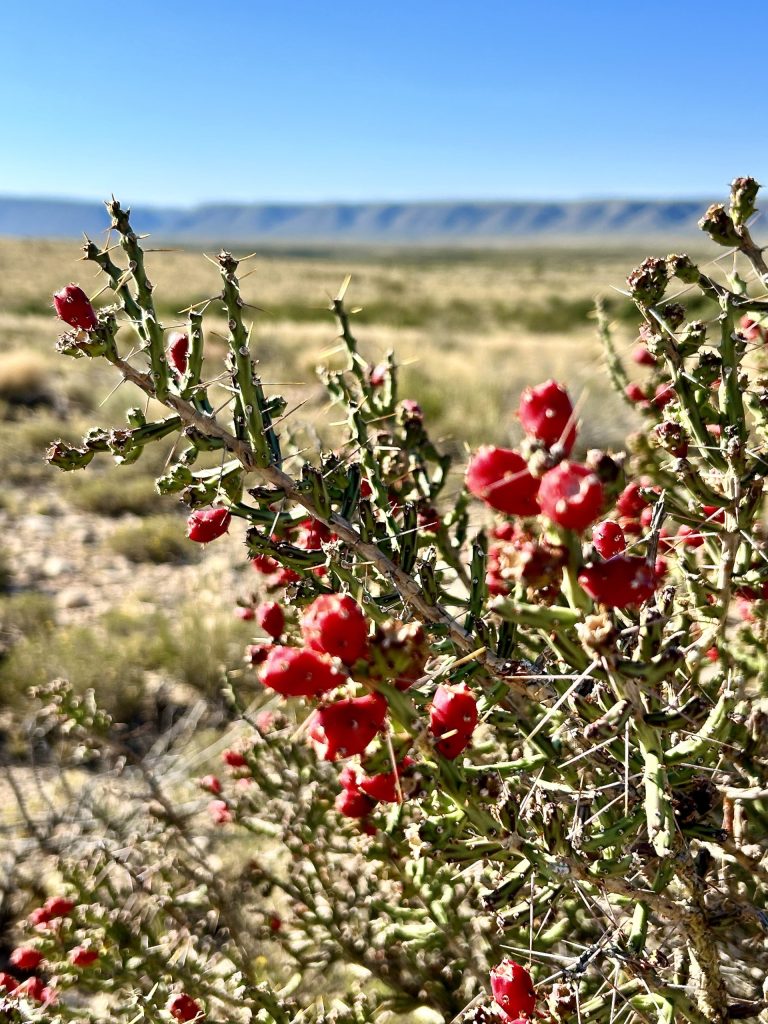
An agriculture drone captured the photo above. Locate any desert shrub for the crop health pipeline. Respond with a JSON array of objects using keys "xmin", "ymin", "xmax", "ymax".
[
  {"xmin": 3, "ymin": 180, "xmax": 768, "ymax": 1024},
  {"xmin": 107, "ymin": 514, "xmax": 198, "ymax": 563}
]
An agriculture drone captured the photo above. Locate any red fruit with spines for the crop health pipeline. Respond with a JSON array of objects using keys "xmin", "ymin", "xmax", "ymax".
[
  {"xmin": 301, "ymin": 594, "xmax": 368, "ymax": 665},
  {"xmin": 308, "ymin": 692, "xmax": 388, "ymax": 761},
  {"xmin": 295, "ymin": 518, "xmax": 333, "ymax": 551},
  {"xmin": 518, "ymin": 379, "xmax": 577, "ymax": 453},
  {"xmin": 465, "ymin": 446, "xmax": 540, "ymax": 516},
  {"xmin": 429, "ymin": 683, "xmax": 478, "ymax": 759},
  {"xmin": 640, "ymin": 505, "xmax": 654, "ymax": 529},
  {"xmin": 677, "ymin": 524, "xmax": 704, "ymax": 549},
  {"xmin": 199, "ymin": 774, "xmax": 222, "ymax": 794},
  {"xmin": 624, "ymin": 382, "xmax": 648, "ymax": 404},
  {"xmin": 208, "ymin": 799, "xmax": 232, "ymax": 825},
  {"xmin": 702, "ymin": 505, "xmax": 725, "ymax": 524},
  {"xmin": 0, "ymin": 972, "xmax": 18, "ymax": 992},
  {"xmin": 187, "ymin": 507, "xmax": 231, "ymax": 543},
  {"xmin": 10, "ymin": 947, "xmax": 43, "ymax": 972},
  {"xmin": 369, "ymin": 364, "xmax": 387, "ymax": 387},
  {"xmin": 16, "ymin": 976, "xmax": 55, "ymax": 1004},
  {"xmin": 616, "ymin": 482, "xmax": 649, "ymax": 518},
  {"xmin": 166, "ymin": 331, "xmax": 189, "ymax": 376},
  {"xmin": 269, "ymin": 915, "xmax": 282, "ymax": 932},
  {"xmin": 335, "ymin": 787, "xmax": 376, "ymax": 818},
  {"xmin": 168, "ymin": 993, "xmax": 203, "ymax": 1022},
  {"xmin": 251, "ymin": 553, "xmax": 279, "ymax": 574},
  {"xmin": 706, "ymin": 647, "xmax": 720, "ymax": 662},
  {"xmin": 538, "ymin": 462, "xmax": 604, "ymax": 532},
  {"xmin": 53, "ymin": 284, "xmax": 98, "ymax": 331},
  {"xmin": 490, "ymin": 958, "xmax": 536, "ymax": 1021},
  {"xmin": 256, "ymin": 601, "xmax": 285, "ymax": 639},
  {"xmin": 259, "ymin": 645, "xmax": 345, "ymax": 698},
  {"xmin": 631, "ymin": 343, "xmax": 656, "ymax": 366},
  {"xmin": 578, "ymin": 555, "xmax": 658, "ymax": 608},
  {"xmin": 654, "ymin": 382, "xmax": 675, "ymax": 408},
  {"xmin": 29, "ymin": 896, "xmax": 75, "ymax": 926},
  {"xmin": 592, "ymin": 520, "xmax": 626, "ymax": 558},
  {"xmin": 222, "ymin": 749, "xmax": 247, "ymax": 768},
  {"xmin": 235, "ymin": 606, "xmax": 255, "ymax": 621},
  {"xmin": 69, "ymin": 946, "xmax": 99, "ymax": 967},
  {"xmin": 358, "ymin": 757, "xmax": 415, "ymax": 803}
]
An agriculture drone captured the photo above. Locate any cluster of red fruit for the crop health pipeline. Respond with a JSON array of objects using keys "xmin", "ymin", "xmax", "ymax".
[
  {"xmin": 0, "ymin": 897, "xmax": 98, "ymax": 1009},
  {"xmin": 216, "ymin": 592, "xmax": 479, "ymax": 825},
  {"xmin": 466, "ymin": 379, "xmax": 679, "ymax": 609}
]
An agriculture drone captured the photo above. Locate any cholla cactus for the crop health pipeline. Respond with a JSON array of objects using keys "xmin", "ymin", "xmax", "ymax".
[{"xmin": 6, "ymin": 178, "xmax": 768, "ymax": 1022}]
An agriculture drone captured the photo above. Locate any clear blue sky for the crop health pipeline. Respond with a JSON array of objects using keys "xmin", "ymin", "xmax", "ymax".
[{"xmin": 2, "ymin": 0, "xmax": 766, "ymax": 205}]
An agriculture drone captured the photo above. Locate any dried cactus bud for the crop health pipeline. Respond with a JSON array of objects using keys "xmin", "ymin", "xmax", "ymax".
[
  {"xmin": 729, "ymin": 176, "xmax": 760, "ymax": 227},
  {"xmin": 626, "ymin": 257, "xmax": 668, "ymax": 306},
  {"xmin": 698, "ymin": 203, "xmax": 740, "ymax": 246}
]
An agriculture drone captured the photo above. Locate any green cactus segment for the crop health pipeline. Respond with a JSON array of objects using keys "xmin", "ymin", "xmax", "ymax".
[
  {"xmin": 216, "ymin": 250, "xmax": 278, "ymax": 468},
  {"xmin": 106, "ymin": 200, "xmax": 171, "ymax": 402}
]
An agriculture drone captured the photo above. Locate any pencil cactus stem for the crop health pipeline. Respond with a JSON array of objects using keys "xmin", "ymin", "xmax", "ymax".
[
  {"xmin": 106, "ymin": 199, "xmax": 171, "ymax": 402},
  {"xmin": 218, "ymin": 251, "xmax": 275, "ymax": 468}
]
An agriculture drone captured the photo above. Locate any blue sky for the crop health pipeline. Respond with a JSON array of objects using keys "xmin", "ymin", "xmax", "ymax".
[{"xmin": 2, "ymin": 0, "xmax": 766, "ymax": 205}]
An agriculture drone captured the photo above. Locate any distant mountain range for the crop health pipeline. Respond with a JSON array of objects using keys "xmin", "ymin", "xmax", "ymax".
[{"xmin": 0, "ymin": 195, "xmax": 711, "ymax": 244}]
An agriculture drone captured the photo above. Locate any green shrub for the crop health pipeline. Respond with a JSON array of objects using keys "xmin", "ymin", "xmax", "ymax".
[{"xmin": 108, "ymin": 515, "xmax": 198, "ymax": 564}]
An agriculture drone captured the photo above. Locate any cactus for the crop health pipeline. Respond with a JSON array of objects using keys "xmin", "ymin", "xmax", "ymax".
[{"xmin": 4, "ymin": 180, "xmax": 768, "ymax": 1021}]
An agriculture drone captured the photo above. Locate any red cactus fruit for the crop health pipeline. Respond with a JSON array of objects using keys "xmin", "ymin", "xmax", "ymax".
[
  {"xmin": 592, "ymin": 520, "xmax": 626, "ymax": 558},
  {"xmin": 369, "ymin": 364, "xmax": 387, "ymax": 387},
  {"xmin": 0, "ymin": 973, "xmax": 18, "ymax": 992},
  {"xmin": 295, "ymin": 518, "xmax": 333, "ymax": 551},
  {"xmin": 429, "ymin": 683, "xmax": 478, "ymax": 759},
  {"xmin": 578, "ymin": 555, "xmax": 658, "ymax": 608},
  {"xmin": 259, "ymin": 645, "xmax": 344, "ymax": 698},
  {"xmin": 518, "ymin": 379, "xmax": 576, "ymax": 453},
  {"xmin": 166, "ymin": 331, "xmax": 189, "ymax": 376},
  {"xmin": 251, "ymin": 553, "xmax": 279, "ymax": 574},
  {"xmin": 256, "ymin": 601, "xmax": 285, "ymax": 639},
  {"xmin": 677, "ymin": 524, "xmax": 704, "ymax": 549},
  {"xmin": 466, "ymin": 447, "xmax": 540, "ymax": 516},
  {"xmin": 417, "ymin": 505, "xmax": 440, "ymax": 533},
  {"xmin": 335, "ymin": 787, "xmax": 376, "ymax": 818},
  {"xmin": 16, "ymin": 976, "xmax": 54, "ymax": 1004},
  {"xmin": 221, "ymin": 749, "xmax": 247, "ymax": 768},
  {"xmin": 53, "ymin": 284, "xmax": 98, "ymax": 331},
  {"xmin": 631, "ymin": 343, "xmax": 656, "ymax": 366},
  {"xmin": 358, "ymin": 757, "xmax": 415, "ymax": 803},
  {"xmin": 490, "ymin": 958, "xmax": 536, "ymax": 1021},
  {"xmin": 624, "ymin": 382, "xmax": 648, "ymax": 404},
  {"xmin": 301, "ymin": 594, "xmax": 368, "ymax": 665},
  {"xmin": 187, "ymin": 508, "xmax": 231, "ymax": 543},
  {"xmin": 654, "ymin": 382, "xmax": 675, "ymax": 408},
  {"xmin": 10, "ymin": 947, "xmax": 43, "ymax": 972},
  {"xmin": 235, "ymin": 606, "xmax": 255, "ymax": 621},
  {"xmin": 702, "ymin": 505, "xmax": 725, "ymax": 524},
  {"xmin": 69, "ymin": 946, "xmax": 99, "ymax": 967},
  {"xmin": 168, "ymin": 993, "xmax": 203, "ymax": 1022},
  {"xmin": 199, "ymin": 774, "xmax": 222, "ymax": 794},
  {"xmin": 208, "ymin": 799, "xmax": 232, "ymax": 825},
  {"xmin": 308, "ymin": 692, "xmax": 388, "ymax": 761},
  {"xmin": 616, "ymin": 482, "xmax": 648, "ymax": 518},
  {"xmin": 538, "ymin": 462, "xmax": 603, "ymax": 532},
  {"xmin": 29, "ymin": 896, "xmax": 75, "ymax": 926}
]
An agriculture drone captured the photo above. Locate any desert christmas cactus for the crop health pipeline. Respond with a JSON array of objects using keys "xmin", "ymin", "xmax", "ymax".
[{"xmin": 6, "ymin": 177, "xmax": 768, "ymax": 1021}]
